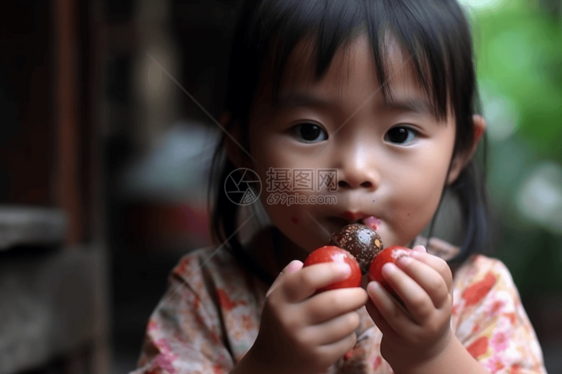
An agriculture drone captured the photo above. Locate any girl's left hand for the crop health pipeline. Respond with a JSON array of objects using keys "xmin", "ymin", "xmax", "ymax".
[{"xmin": 365, "ymin": 245, "xmax": 454, "ymax": 372}]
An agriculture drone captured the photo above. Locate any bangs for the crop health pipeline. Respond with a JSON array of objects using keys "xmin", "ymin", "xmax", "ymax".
[{"xmin": 230, "ymin": 0, "xmax": 476, "ymax": 126}]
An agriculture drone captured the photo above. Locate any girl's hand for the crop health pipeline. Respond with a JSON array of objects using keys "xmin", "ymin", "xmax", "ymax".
[
  {"xmin": 247, "ymin": 260, "xmax": 368, "ymax": 374},
  {"xmin": 365, "ymin": 245, "xmax": 454, "ymax": 373}
]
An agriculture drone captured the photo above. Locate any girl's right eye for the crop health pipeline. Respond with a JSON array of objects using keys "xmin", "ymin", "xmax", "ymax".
[{"xmin": 292, "ymin": 123, "xmax": 328, "ymax": 143}]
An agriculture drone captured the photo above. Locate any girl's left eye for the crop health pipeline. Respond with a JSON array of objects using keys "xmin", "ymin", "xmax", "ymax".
[
  {"xmin": 292, "ymin": 123, "xmax": 328, "ymax": 143},
  {"xmin": 384, "ymin": 126, "xmax": 418, "ymax": 145}
]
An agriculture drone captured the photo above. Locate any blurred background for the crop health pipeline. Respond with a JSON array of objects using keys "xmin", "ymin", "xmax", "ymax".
[{"xmin": 0, "ymin": 0, "xmax": 560, "ymax": 373}]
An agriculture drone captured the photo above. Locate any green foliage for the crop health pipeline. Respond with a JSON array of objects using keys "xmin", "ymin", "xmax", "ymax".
[
  {"xmin": 470, "ymin": 1, "xmax": 562, "ymax": 295},
  {"xmin": 473, "ymin": 2, "xmax": 562, "ymax": 158}
]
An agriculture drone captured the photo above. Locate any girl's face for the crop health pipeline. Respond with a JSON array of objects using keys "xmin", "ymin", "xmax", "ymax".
[{"xmin": 246, "ymin": 34, "xmax": 459, "ymax": 255}]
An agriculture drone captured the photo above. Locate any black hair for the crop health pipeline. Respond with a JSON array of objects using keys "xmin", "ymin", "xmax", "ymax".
[{"xmin": 208, "ymin": 0, "xmax": 491, "ymax": 280}]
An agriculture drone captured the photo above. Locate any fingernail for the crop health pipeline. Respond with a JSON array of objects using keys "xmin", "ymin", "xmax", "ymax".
[
  {"xmin": 397, "ymin": 256, "xmax": 412, "ymax": 266},
  {"xmin": 287, "ymin": 260, "xmax": 303, "ymax": 274},
  {"xmin": 382, "ymin": 262, "xmax": 396, "ymax": 274},
  {"xmin": 368, "ymin": 281, "xmax": 380, "ymax": 294},
  {"xmin": 410, "ymin": 249, "xmax": 422, "ymax": 258},
  {"xmin": 413, "ymin": 245, "xmax": 427, "ymax": 253}
]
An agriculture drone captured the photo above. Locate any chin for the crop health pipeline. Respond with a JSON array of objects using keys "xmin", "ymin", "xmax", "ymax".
[{"xmin": 275, "ymin": 221, "xmax": 326, "ymax": 253}]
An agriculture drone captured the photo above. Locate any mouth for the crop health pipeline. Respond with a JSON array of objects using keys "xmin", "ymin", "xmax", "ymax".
[{"xmin": 328, "ymin": 211, "xmax": 382, "ymax": 231}]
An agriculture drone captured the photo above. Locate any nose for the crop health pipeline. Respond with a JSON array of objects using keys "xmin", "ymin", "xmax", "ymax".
[{"xmin": 336, "ymin": 147, "xmax": 379, "ymax": 190}]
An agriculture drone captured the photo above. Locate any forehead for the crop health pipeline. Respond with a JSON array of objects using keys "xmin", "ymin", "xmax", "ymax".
[{"xmin": 276, "ymin": 33, "xmax": 429, "ymax": 104}]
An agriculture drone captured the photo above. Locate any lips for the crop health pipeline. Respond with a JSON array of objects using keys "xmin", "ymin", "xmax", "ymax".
[{"xmin": 340, "ymin": 211, "xmax": 368, "ymax": 222}]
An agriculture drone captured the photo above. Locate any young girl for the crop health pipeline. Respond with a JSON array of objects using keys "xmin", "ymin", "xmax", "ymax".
[{"xmin": 131, "ymin": 0, "xmax": 547, "ymax": 373}]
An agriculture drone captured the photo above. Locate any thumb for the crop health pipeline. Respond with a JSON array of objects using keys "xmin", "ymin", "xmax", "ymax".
[{"xmin": 265, "ymin": 260, "xmax": 303, "ymax": 298}]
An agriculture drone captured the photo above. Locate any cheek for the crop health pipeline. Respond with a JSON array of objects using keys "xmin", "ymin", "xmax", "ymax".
[
  {"xmin": 387, "ymin": 152, "xmax": 450, "ymax": 228},
  {"xmin": 252, "ymin": 139, "xmax": 297, "ymax": 173},
  {"xmin": 391, "ymin": 184, "xmax": 440, "ymax": 229},
  {"xmin": 413, "ymin": 164, "xmax": 448, "ymax": 212}
]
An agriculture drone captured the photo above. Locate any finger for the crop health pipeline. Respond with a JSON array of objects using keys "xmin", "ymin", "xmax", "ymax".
[
  {"xmin": 266, "ymin": 260, "xmax": 303, "ymax": 298},
  {"xmin": 287, "ymin": 260, "xmax": 304, "ymax": 274},
  {"xmin": 367, "ymin": 281, "xmax": 413, "ymax": 335},
  {"xmin": 317, "ymin": 331, "xmax": 357, "ymax": 358},
  {"xmin": 365, "ymin": 299, "xmax": 394, "ymax": 336},
  {"xmin": 282, "ymin": 262, "xmax": 352, "ymax": 302},
  {"xmin": 412, "ymin": 244, "xmax": 427, "ymax": 253},
  {"xmin": 382, "ymin": 261, "xmax": 437, "ymax": 323},
  {"xmin": 396, "ymin": 256, "xmax": 450, "ymax": 309},
  {"xmin": 409, "ymin": 250, "xmax": 453, "ymax": 292},
  {"xmin": 305, "ymin": 288, "xmax": 368, "ymax": 325},
  {"xmin": 307, "ymin": 311, "xmax": 361, "ymax": 345}
]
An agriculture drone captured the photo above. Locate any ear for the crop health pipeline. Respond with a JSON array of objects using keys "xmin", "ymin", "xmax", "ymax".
[
  {"xmin": 221, "ymin": 112, "xmax": 252, "ymax": 170},
  {"xmin": 446, "ymin": 114, "xmax": 487, "ymax": 185}
]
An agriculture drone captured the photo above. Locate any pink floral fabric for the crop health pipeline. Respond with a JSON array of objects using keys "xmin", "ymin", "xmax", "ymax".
[{"xmin": 130, "ymin": 246, "xmax": 547, "ymax": 374}]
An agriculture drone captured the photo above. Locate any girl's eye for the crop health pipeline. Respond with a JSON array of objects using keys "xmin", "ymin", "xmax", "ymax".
[
  {"xmin": 292, "ymin": 123, "xmax": 328, "ymax": 143},
  {"xmin": 384, "ymin": 126, "xmax": 418, "ymax": 145}
]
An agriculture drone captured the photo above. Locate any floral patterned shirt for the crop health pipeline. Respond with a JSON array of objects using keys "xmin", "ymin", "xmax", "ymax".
[{"xmin": 130, "ymin": 242, "xmax": 547, "ymax": 374}]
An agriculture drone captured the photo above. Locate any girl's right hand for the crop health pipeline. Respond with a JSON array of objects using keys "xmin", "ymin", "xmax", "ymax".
[{"xmin": 245, "ymin": 260, "xmax": 368, "ymax": 374}]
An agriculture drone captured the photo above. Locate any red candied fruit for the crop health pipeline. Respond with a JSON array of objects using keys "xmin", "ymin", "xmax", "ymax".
[
  {"xmin": 303, "ymin": 245, "xmax": 362, "ymax": 292},
  {"xmin": 368, "ymin": 245, "xmax": 412, "ymax": 297}
]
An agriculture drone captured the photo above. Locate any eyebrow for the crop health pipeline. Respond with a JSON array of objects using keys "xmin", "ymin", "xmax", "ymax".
[
  {"xmin": 273, "ymin": 91, "xmax": 333, "ymax": 110},
  {"xmin": 274, "ymin": 90, "xmax": 436, "ymax": 118},
  {"xmin": 383, "ymin": 97, "xmax": 435, "ymax": 117}
]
